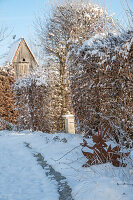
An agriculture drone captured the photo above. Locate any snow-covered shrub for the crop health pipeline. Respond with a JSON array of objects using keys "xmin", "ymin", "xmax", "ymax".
[
  {"xmin": 68, "ymin": 29, "xmax": 133, "ymax": 142},
  {"xmin": 14, "ymin": 66, "xmax": 63, "ymax": 133},
  {"xmin": 15, "ymin": 76, "xmax": 50, "ymax": 132}
]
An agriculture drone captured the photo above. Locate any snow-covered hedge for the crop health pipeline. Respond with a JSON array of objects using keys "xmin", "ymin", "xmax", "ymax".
[
  {"xmin": 0, "ymin": 65, "xmax": 67, "ymax": 133},
  {"xmin": 15, "ymin": 74, "xmax": 62, "ymax": 133},
  {"xmin": 68, "ymin": 29, "xmax": 133, "ymax": 140}
]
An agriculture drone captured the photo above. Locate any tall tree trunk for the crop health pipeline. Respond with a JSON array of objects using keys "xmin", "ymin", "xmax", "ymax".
[{"xmin": 59, "ymin": 61, "xmax": 66, "ymax": 130}]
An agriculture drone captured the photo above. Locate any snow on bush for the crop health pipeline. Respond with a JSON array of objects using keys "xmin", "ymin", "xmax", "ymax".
[
  {"xmin": 0, "ymin": 62, "xmax": 65, "ymax": 133},
  {"xmin": 15, "ymin": 76, "xmax": 50, "ymax": 132},
  {"xmin": 68, "ymin": 28, "xmax": 133, "ymax": 142},
  {"xmin": 14, "ymin": 65, "xmax": 63, "ymax": 133}
]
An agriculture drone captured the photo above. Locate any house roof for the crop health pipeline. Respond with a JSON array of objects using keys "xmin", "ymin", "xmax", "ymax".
[
  {"xmin": 6, "ymin": 38, "xmax": 22, "ymax": 64},
  {"xmin": 0, "ymin": 38, "xmax": 38, "ymax": 66}
]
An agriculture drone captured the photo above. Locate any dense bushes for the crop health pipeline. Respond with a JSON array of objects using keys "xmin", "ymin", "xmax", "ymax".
[
  {"xmin": 0, "ymin": 66, "xmax": 71, "ymax": 133},
  {"xmin": 0, "ymin": 28, "xmax": 132, "ymax": 137},
  {"xmin": 0, "ymin": 71, "xmax": 18, "ymax": 129},
  {"xmin": 15, "ymin": 75, "xmax": 63, "ymax": 133},
  {"xmin": 68, "ymin": 29, "xmax": 133, "ymax": 140}
]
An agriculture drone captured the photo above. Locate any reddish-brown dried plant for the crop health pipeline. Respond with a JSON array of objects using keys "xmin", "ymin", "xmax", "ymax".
[{"xmin": 81, "ymin": 124, "xmax": 130, "ymax": 167}]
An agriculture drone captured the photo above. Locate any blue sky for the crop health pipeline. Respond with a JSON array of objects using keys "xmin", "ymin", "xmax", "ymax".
[
  {"xmin": 0, "ymin": 0, "xmax": 133, "ymax": 41},
  {"xmin": 0, "ymin": 0, "xmax": 133, "ymax": 42},
  {"xmin": 0, "ymin": 0, "xmax": 45, "ymax": 41},
  {"xmin": 0, "ymin": 0, "xmax": 132, "ymax": 64}
]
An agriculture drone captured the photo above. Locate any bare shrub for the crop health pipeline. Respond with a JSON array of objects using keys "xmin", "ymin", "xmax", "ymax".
[{"xmin": 0, "ymin": 70, "xmax": 18, "ymax": 130}]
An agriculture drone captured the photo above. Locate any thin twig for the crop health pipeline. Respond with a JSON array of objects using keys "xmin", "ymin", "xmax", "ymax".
[
  {"xmin": 117, "ymin": 182, "xmax": 133, "ymax": 186},
  {"xmin": 52, "ymin": 145, "xmax": 81, "ymax": 161}
]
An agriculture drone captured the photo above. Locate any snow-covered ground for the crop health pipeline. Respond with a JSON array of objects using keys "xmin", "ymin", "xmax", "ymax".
[{"xmin": 0, "ymin": 130, "xmax": 132, "ymax": 200}]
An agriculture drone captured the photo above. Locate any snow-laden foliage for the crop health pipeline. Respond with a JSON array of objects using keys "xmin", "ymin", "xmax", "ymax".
[
  {"xmin": 14, "ymin": 62, "xmax": 64, "ymax": 132},
  {"xmin": 78, "ymin": 28, "xmax": 133, "ymax": 61},
  {"xmin": 15, "ymin": 77, "xmax": 50, "ymax": 132},
  {"xmin": 68, "ymin": 28, "xmax": 133, "ymax": 142},
  {"xmin": 15, "ymin": 66, "xmax": 47, "ymax": 89},
  {"xmin": 0, "ymin": 61, "xmax": 69, "ymax": 132}
]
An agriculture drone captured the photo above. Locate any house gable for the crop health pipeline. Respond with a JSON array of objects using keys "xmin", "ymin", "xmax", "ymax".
[
  {"xmin": 7, "ymin": 38, "xmax": 38, "ymax": 79},
  {"xmin": 12, "ymin": 38, "xmax": 37, "ymax": 65}
]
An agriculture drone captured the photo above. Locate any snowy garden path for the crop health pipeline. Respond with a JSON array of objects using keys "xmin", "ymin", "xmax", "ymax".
[
  {"xmin": 25, "ymin": 142, "xmax": 73, "ymax": 200},
  {"xmin": 0, "ymin": 131, "xmax": 133, "ymax": 200},
  {"xmin": 0, "ymin": 133, "xmax": 61, "ymax": 200}
]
